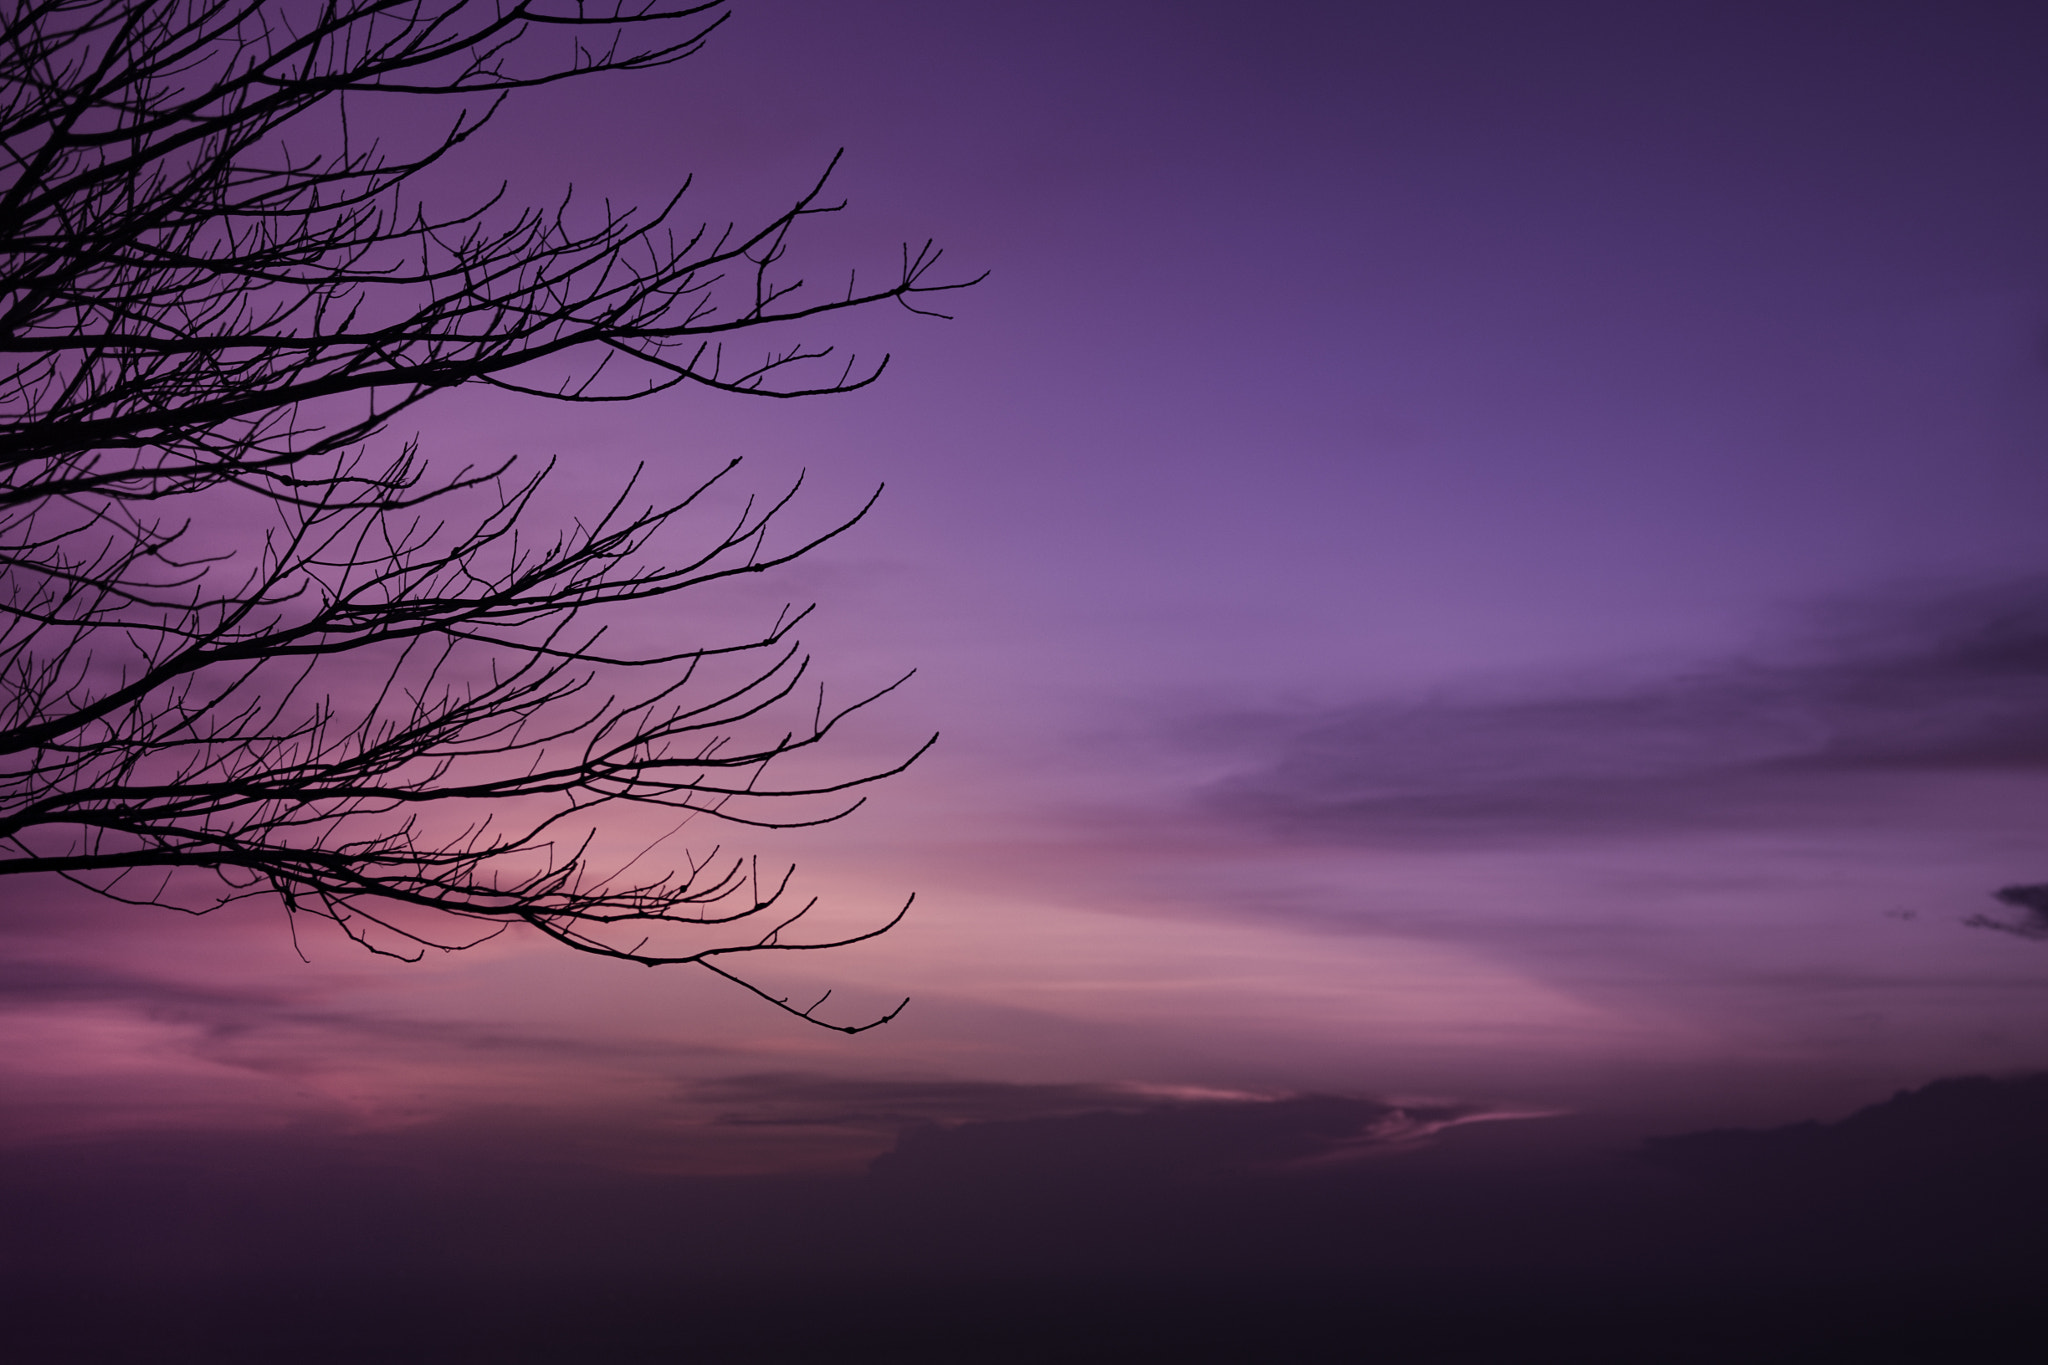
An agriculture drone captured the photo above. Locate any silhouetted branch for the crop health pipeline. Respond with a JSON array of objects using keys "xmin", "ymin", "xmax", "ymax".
[{"xmin": 0, "ymin": 0, "xmax": 971, "ymax": 1030}]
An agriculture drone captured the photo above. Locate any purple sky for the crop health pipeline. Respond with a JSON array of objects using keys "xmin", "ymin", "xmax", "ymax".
[{"xmin": 9, "ymin": 0, "xmax": 2048, "ymax": 1172}]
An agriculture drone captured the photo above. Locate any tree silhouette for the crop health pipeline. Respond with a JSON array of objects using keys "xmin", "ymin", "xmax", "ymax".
[{"xmin": 0, "ymin": 0, "xmax": 978, "ymax": 1030}]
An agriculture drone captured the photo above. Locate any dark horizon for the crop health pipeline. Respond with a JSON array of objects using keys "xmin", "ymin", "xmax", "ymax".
[{"xmin": 7, "ymin": 1070, "xmax": 2045, "ymax": 1360}]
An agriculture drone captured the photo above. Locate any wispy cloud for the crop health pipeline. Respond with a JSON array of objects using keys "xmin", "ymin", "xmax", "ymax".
[
  {"xmin": 695, "ymin": 1072, "xmax": 1185, "ymax": 1129},
  {"xmin": 868, "ymin": 1091, "xmax": 1523, "ymax": 1183},
  {"xmin": 0, "ymin": 949, "xmax": 749, "ymax": 1148},
  {"xmin": 690, "ymin": 1074, "xmax": 1558, "ymax": 1180},
  {"xmin": 1195, "ymin": 579, "xmax": 2048, "ymax": 845},
  {"xmin": 1967, "ymin": 884, "xmax": 2048, "ymax": 941}
]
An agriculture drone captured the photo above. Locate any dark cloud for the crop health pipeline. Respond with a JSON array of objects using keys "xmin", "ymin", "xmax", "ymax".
[
  {"xmin": 0, "ymin": 956, "xmax": 287, "ymax": 1012},
  {"xmin": 694, "ymin": 1073, "xmax": 1174, "ymax": 1129},
  {"xmin": 869, "ymin": 1092, "xmax": 1486, "ymax": 1185},
  {"xmin": 0, "ymin": 954, "xmax": 744, "ymax": 1155},
  {"xmin": 1966, "ymin": 884, "xmax": 2048, "ymax": 940},
  {"xmin": 693, "ymin": 1075, "xmax": 1516, "ymax": 1173},
  {"xmin": 1199, "ymin": 579, "xmax": 2048, "ymax": 844},
  {"xmin": 14, "ymin": 940, "xmax": 756, "ymax": 1051},
  {"xmin": 0, "ymin": 952, "xmax": 699, "ymax": 1067},
  {"xmin": 1642, "ymin": 1072, "xmax": 2048, "ymax": 1191}
]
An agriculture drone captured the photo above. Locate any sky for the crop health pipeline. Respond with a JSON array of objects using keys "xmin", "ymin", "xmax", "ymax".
[{"xmin": 9, "ymin": 0, "xmax": 2048, "ymax": 1187}]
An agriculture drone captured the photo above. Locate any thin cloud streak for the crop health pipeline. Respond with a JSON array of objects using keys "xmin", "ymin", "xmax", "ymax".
[{"xmin": 1196, "ymin": 579, "xmax": 2048, "ymax": 846}]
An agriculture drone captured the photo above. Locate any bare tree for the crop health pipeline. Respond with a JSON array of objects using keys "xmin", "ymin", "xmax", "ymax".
[{"xmin": 0, "ymin": 0, "xmax": 979, "ymax": 1030}]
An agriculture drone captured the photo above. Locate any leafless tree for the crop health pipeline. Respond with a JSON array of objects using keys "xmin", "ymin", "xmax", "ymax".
[{"xmin": 0, "ymin": 0, "xmax": 979, "ymax": 1030}]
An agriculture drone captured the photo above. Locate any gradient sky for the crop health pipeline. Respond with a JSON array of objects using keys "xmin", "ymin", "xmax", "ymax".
[{"xmin": 9, "ymin": 0, "xmax": 2048, "ymax": 1173}]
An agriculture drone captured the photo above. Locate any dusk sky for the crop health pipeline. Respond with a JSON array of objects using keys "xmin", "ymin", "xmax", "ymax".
[{"xmin": 9, "ymin": 0, "xmax": 2048, "ymax": 1191}]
